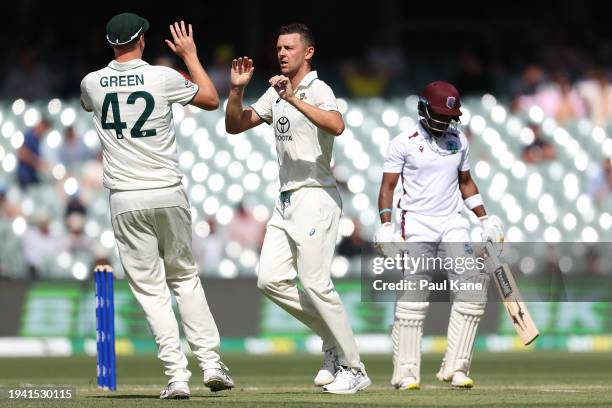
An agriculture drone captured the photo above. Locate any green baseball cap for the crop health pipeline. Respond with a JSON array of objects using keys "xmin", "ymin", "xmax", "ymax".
[{"xmin": 106, "ymin": 12, "xmax": 150, "ymax": 46}]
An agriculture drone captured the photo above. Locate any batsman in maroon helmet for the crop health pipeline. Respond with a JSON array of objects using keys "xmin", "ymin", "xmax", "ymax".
[{"xmin": 374, "ymin": 81, "xmax": 504, "ymax": 390}]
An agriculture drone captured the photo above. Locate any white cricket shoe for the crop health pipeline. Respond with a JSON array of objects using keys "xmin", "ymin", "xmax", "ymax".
[
  {"xmin": 436, "ymin": 366, "xmax": 474, "ymax": 388},
  {"xmin": 397, "ymin": 376, "xmax": 420, "ymax": 390},
  {"xmin": 314, "ymin": 348, "xmax": 339, "ymax": 386},
  {"xmin": 159, "ymin": 381, "xmax": 190, "ymax": 399},
  {"xmin": 203, "ymin": 367, "xmax": 234, "ymax": 392},
  {"xmin": 450, "ymin": 371, "xmax": 474, "ymax": 388},
  {"xmin": 322, "ymin": 366, "xmax": 371, "ymax": 394}
]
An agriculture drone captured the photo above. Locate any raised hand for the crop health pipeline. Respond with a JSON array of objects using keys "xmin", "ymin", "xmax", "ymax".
[
  {"xmin": 231, "ymin": 57, "xmax": 254, "ymax": 89},
  {"xmin": 165, "ymin": 21, "xmax": 197, "ymax": 60},
  {"xmin": 269, "ymin": 75, "xmax": 294, "ymax": 100}
]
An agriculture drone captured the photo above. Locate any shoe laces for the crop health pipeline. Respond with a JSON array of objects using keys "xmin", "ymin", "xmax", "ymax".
[
  {"xmin": 335, "ymin": 366, "xmax": 357, "ymax": 381},
  {"xmin": 160, "ymin": 383, "xmax": 177, "ymax": 396}
]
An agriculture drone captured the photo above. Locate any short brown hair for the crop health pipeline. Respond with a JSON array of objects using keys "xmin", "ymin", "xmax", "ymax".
[{"xmin": 279, "ymin": 23, "xmax": 315, "ymax": 47}]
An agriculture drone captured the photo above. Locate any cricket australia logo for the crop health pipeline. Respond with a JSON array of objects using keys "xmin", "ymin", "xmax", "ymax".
[{"xmin": 446, "ymin": 96, "xmax": 456, "ymax": 109}]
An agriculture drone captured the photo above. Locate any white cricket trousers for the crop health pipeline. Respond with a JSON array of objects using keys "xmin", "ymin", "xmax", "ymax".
[
  {"xmin": 111, "ymin": 206, "xmax": 222, "ymax": 384},
  {"xmin": 400, "ymin": 210, "xmax": 471, "ymax": 242},
  {"xmin": 257, "ymin": 187, "xmax": 362, "ymax": 369}
]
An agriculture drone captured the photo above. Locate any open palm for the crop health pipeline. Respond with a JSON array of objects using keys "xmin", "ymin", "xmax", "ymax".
[
  {"xmin": 231, "ymin": 57, "xmax": 254, "ymax": 88},
  {"xmin": 165, "ymin": 21, "xmax": 197, "ymax": 60}
]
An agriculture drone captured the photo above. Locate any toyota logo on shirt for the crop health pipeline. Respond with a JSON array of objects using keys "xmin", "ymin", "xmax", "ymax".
[{"xmin": 276, "ymin": 116, "xmax": 290, "ymax": 134}]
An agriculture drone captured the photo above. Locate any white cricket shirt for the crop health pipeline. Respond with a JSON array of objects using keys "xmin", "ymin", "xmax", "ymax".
[
  {"xmin": 250, "ymin": 71, "xmax": 339, "ymax": 192},
  {"xmin": 383, "ymin": 122, "xmax": 471, "ymax": 217},
  {"xmin": 80, "ymin": 59, "xmax": 198, "ymax": 191}
]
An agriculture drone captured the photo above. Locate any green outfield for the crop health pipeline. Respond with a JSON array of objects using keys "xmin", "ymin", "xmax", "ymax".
[{"xmin": 1, "ymin": 352, "xmax": 611, "ymax": 407}]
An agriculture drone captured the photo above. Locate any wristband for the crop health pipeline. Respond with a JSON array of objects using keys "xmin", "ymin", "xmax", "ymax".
[
  {"xmin": 379, "ymin": 208, "xmax": 392, "ymax": 216},
  {"xmin": 464, "ymin": 194, "xmax": 484, "ymax": 210}
]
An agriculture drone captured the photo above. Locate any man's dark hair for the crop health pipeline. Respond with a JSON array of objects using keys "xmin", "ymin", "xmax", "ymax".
[{"xmin": 279, "ymin": 23, "xmax": 315, "ymax": 47}]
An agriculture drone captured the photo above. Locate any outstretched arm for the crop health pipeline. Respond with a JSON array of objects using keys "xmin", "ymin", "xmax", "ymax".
[
  {"xmin": 166, "ymin": 21, "xmax": 219, "ymax": 110},
  {"xmin": 225, "ymin": 57, "xmax": 263, "ymax": 134}
]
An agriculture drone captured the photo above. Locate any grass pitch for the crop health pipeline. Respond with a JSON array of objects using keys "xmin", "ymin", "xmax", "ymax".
[{"xmin": 1, "ymin": 352, "xmax": 611, "ymax": 407}]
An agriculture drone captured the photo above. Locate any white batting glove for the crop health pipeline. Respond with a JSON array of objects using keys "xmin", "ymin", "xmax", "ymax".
[
  {"xmin": 480, "ymin": 215, "xmax": 504, "ymax": 254},
  {"xmin": 373, "ymin": 223, "xmax": 404, "ymax": 257}
]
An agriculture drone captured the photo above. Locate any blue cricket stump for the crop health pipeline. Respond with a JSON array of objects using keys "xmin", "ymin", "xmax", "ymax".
[{"xmin": 95, "ymin": 265, "xmax": 116, "ymax": 391}]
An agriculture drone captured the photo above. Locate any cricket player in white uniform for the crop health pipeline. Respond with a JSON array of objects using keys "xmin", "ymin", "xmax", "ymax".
[
  {"xmin": 225, "ymin": 23, "xmax": 370, "ymax": 394},
  {"xmin": 80, "ymin": 13, "xmax": 233, "ymax": 399},
  {"xmin": 374, "ymin": 81, "xmax": 504, "ymax": 390}
]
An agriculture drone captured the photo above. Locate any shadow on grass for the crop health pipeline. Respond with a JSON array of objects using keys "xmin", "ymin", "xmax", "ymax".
[{"xmin": 87, "ymin": 394, "xmax": 227, "ymax": 399}]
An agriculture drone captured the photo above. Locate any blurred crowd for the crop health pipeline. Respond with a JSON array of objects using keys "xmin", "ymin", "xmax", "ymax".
[
  {"xmin": 6, "ymin": 41, "xmax": 612, "ymax": 108},
  {"xmin": 2, "ymin": 2, "xmax": 612, "ymax": 279},
  {"xmin": 0, "ymin": 113, "xmax": 385, "ymax": 278},
  {"xmin": 2, "ymin": 1, "xmax": 612, "ymax": 103},
  {"xmin": 0, "ymin": 121, "xmax": 272, "ymax": 278},
  {"xmin": 510, "ymin": 67, "xmax": 612, "ymax": 127},
  {"xmin": 2, "ymin": 94, "xmax": 612, "ymax": 280}
]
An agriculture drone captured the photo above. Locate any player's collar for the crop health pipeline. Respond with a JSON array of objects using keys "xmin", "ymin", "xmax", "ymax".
[
  {"xmin": 296, "ymin": 71, "xmax": 318, "ymax": 89},
  {"xmin": 418, "ymin": 121, "xmax": 462, "ymax": 156},
  {"xmin": 108, "ymin": 58, "xmax": 149, "ymax": 72}
]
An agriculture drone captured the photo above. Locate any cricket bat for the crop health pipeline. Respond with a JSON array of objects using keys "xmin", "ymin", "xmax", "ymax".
[{"xmin": 484, "ymin": 242, "xmax": 539, "ymax": 345}]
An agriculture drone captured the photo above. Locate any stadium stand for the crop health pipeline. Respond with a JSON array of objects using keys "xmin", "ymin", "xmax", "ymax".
[{"xmin": 0, "ymin": 95, "xmax": 611, "ymax": 280}]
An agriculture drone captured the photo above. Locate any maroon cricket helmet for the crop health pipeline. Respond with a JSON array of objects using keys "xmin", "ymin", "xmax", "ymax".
[{"xmin": 420, "ymin": 81, "xmax": 462, "ymax": 117}]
